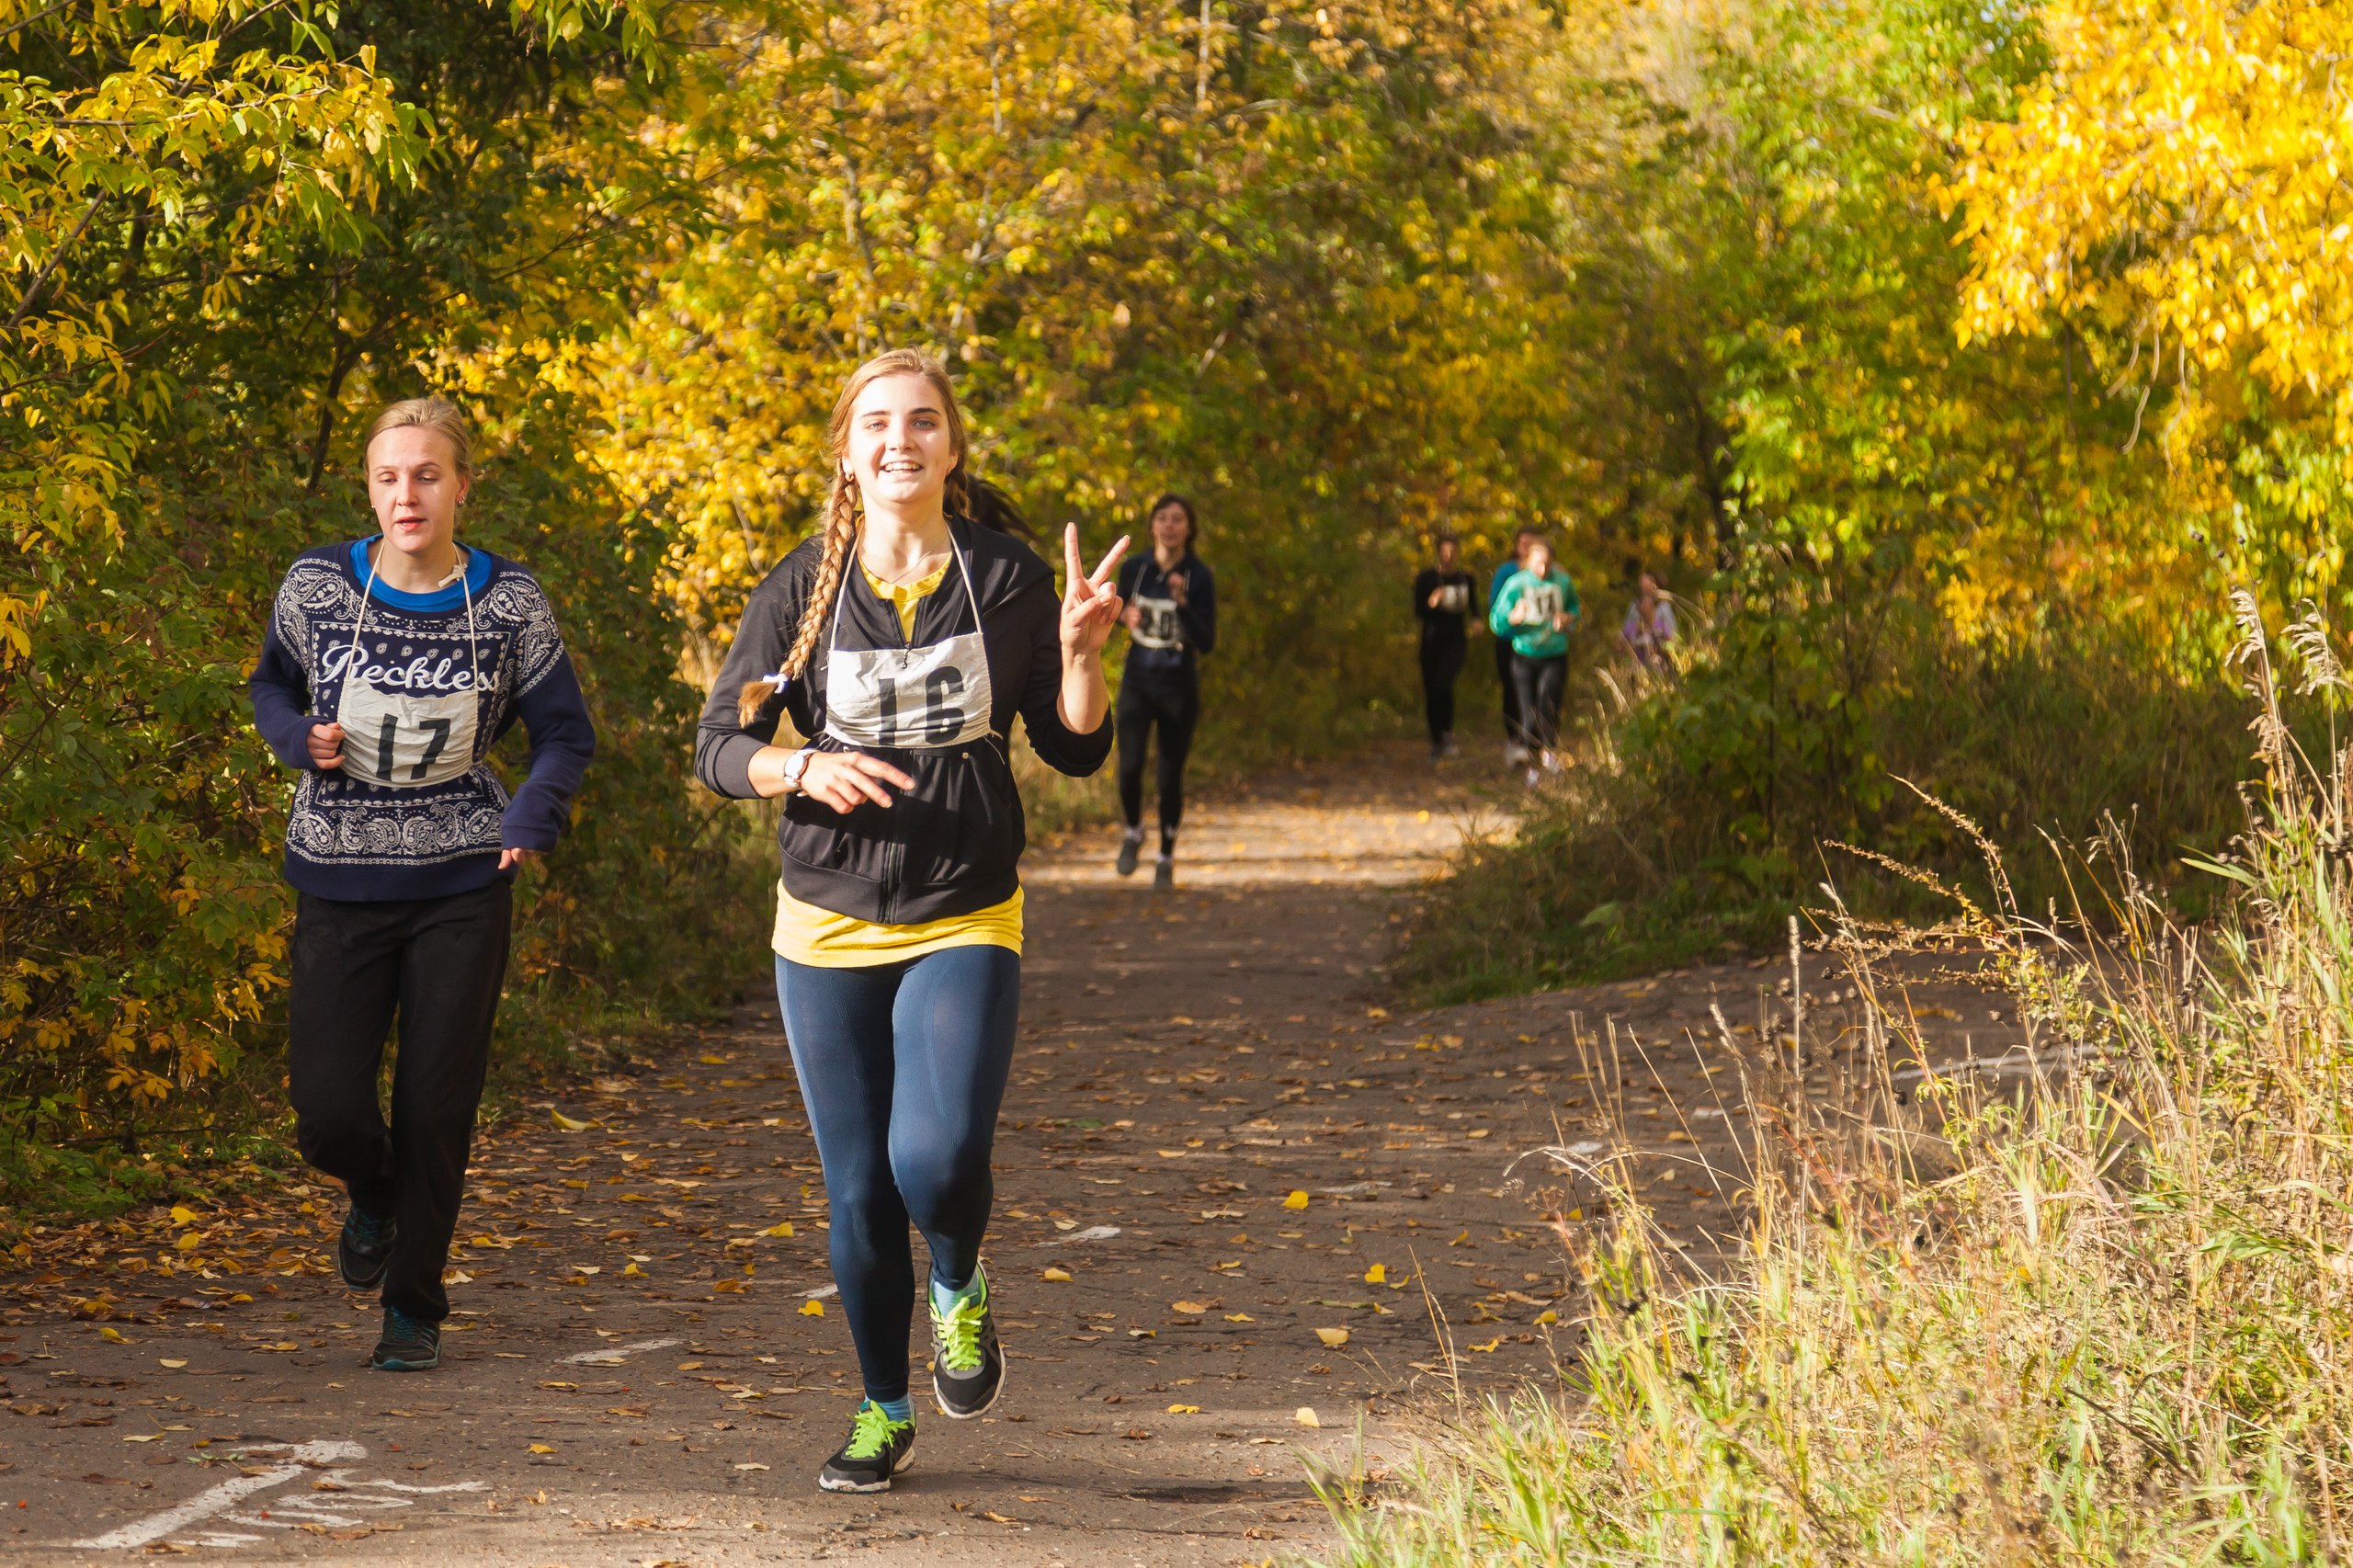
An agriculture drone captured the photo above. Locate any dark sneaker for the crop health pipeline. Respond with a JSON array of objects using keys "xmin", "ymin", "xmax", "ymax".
[
  {"xmin": 368, "ymin": 1309, "xmax": 440, "ymax": 1371},
  {"xmin": 1115, "ymin": 835, "xmax": 1142, "ymax": 877},
  {"xmin": 929, "ymin": 1267, "xmax": 1005, "ymax": 1419},
  {"xmin": 818, "ymin": 1401, "xmax": 916, "ymax": 1493},
  {"xmin": 1153, "ymin": 857, "xmax": 1175, "ymax": 892},
  {"xmin": 337, "ymin": 1205, "xmax": 396, "ymax": 1292}
]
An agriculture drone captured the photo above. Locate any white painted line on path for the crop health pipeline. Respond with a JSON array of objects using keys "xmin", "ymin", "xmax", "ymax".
[
  {"xmin": 563, "ymin": 1334, "xmax": 682, "ymax": 1365},
  {"xmin": 73, "ymin": 1439, "xmax": 365, "ymax": 1550}
]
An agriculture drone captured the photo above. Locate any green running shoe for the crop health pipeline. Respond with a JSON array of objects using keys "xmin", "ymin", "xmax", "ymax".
[
  {"xmin": 818, "ymin": 1400, "xmax": 916, "ymax": 1494},
  {"xmin": 930, "ymin": 1266, "xmax": 1005, "ymax": 1419}
]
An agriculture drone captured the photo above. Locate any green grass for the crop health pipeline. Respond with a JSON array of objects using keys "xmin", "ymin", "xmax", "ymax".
[
  {"xmin": 1394, "ymin": 630, "xmax": 2258, "ymax": 1005},
  {"xmin": 1311, "ymin": 618, "xmax": 2353, "ymax": 1564}
]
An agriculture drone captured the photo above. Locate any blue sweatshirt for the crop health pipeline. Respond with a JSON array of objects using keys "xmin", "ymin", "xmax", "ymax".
[{"xmin": 248, "ymin": 540, "xmax": 597, "ymax": 902}]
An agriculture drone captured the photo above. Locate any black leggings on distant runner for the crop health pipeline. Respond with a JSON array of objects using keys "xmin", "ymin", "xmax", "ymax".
[
  {"xmin": 1509, "ymin": 652, "xmax": 1567, "ymax": 756},
  {"xmin": 1495, "ymin": 636, "xmax": 1522, "ymax": 745},
  {"xmin": 1117, "ymin": 677, "xmax": 1199, "ymax": 856},
  {"xmin": 1420, "ymin": 635, "xmax": 1465, "ymax": 746},
  {"xmin": 288, "ymin": 881, "xmax": 512, "ymax": 1324}
]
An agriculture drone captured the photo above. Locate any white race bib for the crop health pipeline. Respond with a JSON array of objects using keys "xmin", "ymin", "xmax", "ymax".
[
  {"xmin": 1512, "ymin": 582, "xmax": 1563, "ymax": 626},
  {"xmin": 1133, "ymin": 595, "xmax": 1183, "ymax": 650},
  {"xmin": 336, "ymin": 678, "xmax": 480, "ymax": 789},
  {"xmin": 1435, "ymin": 582, "xmax": 1469, "ymax": 613},
  {"xmin": 822, "ymin": 541, "xmax": 995, "ymax": 750}
]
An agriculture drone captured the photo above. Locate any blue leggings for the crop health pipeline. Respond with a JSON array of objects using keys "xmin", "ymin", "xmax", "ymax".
[{"xmin": 774, "ymin": 944, "xmax": 1021, "ymax": 1403}]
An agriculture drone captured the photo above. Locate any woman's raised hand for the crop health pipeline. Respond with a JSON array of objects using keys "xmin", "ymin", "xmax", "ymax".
[{"xmin": 1061, "ymin": 524, "xmax": 1130, "ymax": 659}]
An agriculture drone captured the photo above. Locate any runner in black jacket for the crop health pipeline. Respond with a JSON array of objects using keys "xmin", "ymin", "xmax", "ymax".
[
  {"xmin": 1112, "ymin": 494, "xmax": 1216, "ymax": 889},
  {"xmin": 696, "ymin": 350, "xmax": 1127, "ymax": 1494},
  {"xmin": 1412, "ymin": 537, "xmax": 1477, "ymax": 760}
]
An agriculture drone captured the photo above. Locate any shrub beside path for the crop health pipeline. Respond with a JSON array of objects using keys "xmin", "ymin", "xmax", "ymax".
[{"xmin": 1, "ymin": 744, "xmax": 2022, "ymax": 1565}]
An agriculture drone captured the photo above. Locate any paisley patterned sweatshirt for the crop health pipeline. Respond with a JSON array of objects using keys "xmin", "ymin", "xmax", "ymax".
[{"xmin": 247, "ymin": 539, "xmax": 596, "ymax": 901}]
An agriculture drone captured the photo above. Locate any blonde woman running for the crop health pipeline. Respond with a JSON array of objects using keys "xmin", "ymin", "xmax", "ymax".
[
  {"xmin": 248, "ymin": 398, "xmax": 596, "ymax": 1372},
  {"xmin": 696, "ymin": 349, "xmax": 1127, "ymax": 1493}
]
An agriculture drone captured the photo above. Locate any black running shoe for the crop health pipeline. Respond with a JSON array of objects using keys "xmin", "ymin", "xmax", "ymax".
[
  {"xmin": 818, "ymin": 1401, "xmax": 916, "ymax": 1493},
  {"xmin": 1153, "ymin": 857, "xmax": 1175, "ymax": 892},
  {"xmin": 1116, "ymin": 835, "xmax": 1142, "ymax": 877},
  {"xmin": 368, "ymin": 1309, "xmax": 440, "ymax": 1372},
  {"xmin": 929, "ymin": 1267, "xmax": 1005, "ymax": 1419},
  {"xmin": 337, "ymin": 1204, "xmax": 396, "ymax": 1292}
]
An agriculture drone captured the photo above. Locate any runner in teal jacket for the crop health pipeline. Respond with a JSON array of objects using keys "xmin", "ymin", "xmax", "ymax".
[{"xmin": 1488, "ymin": 542, "xmax": 1579, "ymax": 782}]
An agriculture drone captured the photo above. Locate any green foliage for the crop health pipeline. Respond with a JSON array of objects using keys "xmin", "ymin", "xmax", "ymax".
[
  {"xmin": 0, "ymin": 0, "xmax": 759, "ymax": 1205},
  {"xmin": 1321, "ymin": 631, "xmax": 2353, "ymax": 1565},
  {"xmin": 1399, "ymin": 626, "xmax": 2255, "ymax": 1002}
]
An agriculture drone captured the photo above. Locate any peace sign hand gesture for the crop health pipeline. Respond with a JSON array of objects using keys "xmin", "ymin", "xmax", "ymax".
[
  {"xmin": 1061, "ymin": 524, "xmax": 1130, "ymax": 660},
  {"xmin": 1056, "ymin": 524, "xmax": 1129, "ymax": 734}
]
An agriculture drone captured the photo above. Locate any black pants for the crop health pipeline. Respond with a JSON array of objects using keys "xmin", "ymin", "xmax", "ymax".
[
  {"xmin": 1420, "ymin": 634, "xmax": 1465, "ymax": 747},
  {"xmin": 1117, "ymin": 678, "xmax": 1199, "ymax": 855},
  {"xmin": 288, "ymin": 881, "xmax": 512, "ymax": 1322},
  {"xmin": 1495, "ymin": 636, "xmax": 1522, "ymax": 745},
  {"xmin": 1509, "ymin": 653, "xmax": 1568, "ymax": 755}
]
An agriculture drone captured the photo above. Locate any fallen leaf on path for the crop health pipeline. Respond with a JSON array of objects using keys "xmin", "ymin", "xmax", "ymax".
[
  {"xmin": 1314, "ymin": 1327, "xmax": 1349, "ymax": 1347},
  {"xmin": 550, "ymin": 1110, "xmax": 594, "ymax": 1131},
  {"xmin": 1224, "ymin": 1312, "xmax": 1255, "ymax": 1323},
  {"xmin": 122, "ymin": 1434, "xmax": 161, "ymax": 1442},
  {"xmin": 1364, "ymin": 1264, "xmax": 1386, "ymax": 1284},
  {"xmin": 168, "ymin": 1206, "xmax": 200, "ymax": 1226},
  {"xmin": 1170, "ymin": 1300, "xmax": 1210, "ymax": 1314},
  {"xmin": 1040, "ymin": 1267, "xmax": 1073, "ymax": 1283},
  {"xmin": 157, "ymin": 1358, "xmax": 186, "ymax": 1369},
  {"xmin": 1282, "ymin": 1190, "xmax": 1309, "ymax": 1210},
  {"xmin": 733, "ymin": 1462, "xmax": 768, "ymax": 1471},
  {"xmin": 1470, "ymin": 1337, "xmax": 1503, "ymax": 1352},
  {"xmin": 1294, "ymin": 1408, "xmax": 1321, "ymax": 1428},
  {"xmin": 761, "ymin": 1221, "xmax": 793, "ymax": 1237},
  {"xmin": 981, "ymin": 1510, "xmax": 1018, "ymax": 1524},
  {"xmin": 529, "ymin": 1443, "xmax": 556, "ymax": 1454},
  {"xmin": 1165, "ymin": 1403, "xmax": 1199, "ymax": 1414},
  {"xmin": 798, "ymin": 1301, "xmax": 824, "ymax": 1316},
  {"xmin": 98, "ymin": 1326, "xmax": 126, "ymax": 1342}
]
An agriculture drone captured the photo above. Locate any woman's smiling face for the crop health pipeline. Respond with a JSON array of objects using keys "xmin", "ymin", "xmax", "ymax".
[{"xmin": 845, "ymin": 372, "xmax": 959, "ymax": 513}]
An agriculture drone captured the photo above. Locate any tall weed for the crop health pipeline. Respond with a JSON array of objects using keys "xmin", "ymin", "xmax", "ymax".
[{"xmin": 1319, "ymin": 609, "xmax": 2353, "ymax": 1562}]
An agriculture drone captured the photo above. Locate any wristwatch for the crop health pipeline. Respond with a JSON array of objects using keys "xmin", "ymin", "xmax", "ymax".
[{"xmin": 780, "ymin": 746, "xmax": 814, "ymax": 794}]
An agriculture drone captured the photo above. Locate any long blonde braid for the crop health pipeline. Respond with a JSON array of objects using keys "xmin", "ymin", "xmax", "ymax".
[
  {"xmin": 735, "ymin": 348, "xmax": 972, "ymax": 729},
  {"xmin": 740, "ymin": 475, "xmax": 858, "ymax": 725}
]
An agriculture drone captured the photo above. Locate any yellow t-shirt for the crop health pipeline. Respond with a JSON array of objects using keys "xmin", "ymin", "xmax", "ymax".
[{"xmin": 771, "ymin": 556, "xmax": 1022, "ymax": 967}]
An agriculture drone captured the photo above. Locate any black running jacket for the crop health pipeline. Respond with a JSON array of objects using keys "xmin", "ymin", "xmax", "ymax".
[{"xmin": 696, "ymin": 519, "xmax": 1112, "ymax": 925}]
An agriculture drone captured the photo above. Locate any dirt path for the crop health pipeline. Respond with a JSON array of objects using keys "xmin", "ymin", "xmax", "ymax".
[{"xmin": 2, "ymin": 744, "xmax": 2030, "ymax": 1566}]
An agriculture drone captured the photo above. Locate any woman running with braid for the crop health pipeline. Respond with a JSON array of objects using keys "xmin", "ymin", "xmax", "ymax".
[{"xmin": 696, "ymin": 349, "xmax": 1127, "ymax": 1494}]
